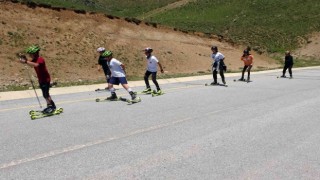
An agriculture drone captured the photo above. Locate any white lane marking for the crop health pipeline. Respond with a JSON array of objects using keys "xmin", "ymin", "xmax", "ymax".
[{"xmin": 0, "ymin": 106, "xmax": 232, "ymax": 170}]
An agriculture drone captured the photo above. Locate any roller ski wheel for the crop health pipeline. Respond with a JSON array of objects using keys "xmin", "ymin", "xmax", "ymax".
[
  {"xmin": 29, "ymin": 110, "xmax": 39, "ymax": 115},
  {"xmin": 57, "ymin": 108, "xmax": 63, "ymax": 113},
  {"xmin": 234, "ymin": 79, "xmax": 246, "ymax": 82}
]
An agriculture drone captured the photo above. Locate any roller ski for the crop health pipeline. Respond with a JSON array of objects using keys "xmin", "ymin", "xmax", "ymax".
[
  {"xmin": 29, "ymin": 107, "xmax": 63, "ymax": 120},
  {"xmin": 95, "ymin": 88, "xmax": 109, "ymax": 92},
  {"xmin": 151, "ymin": 90, "xmax": 165, "ymax": 97},
  {"xmin": 233, "ymin": 78, "xmax": 252, "ymax": 83},
  {"xmin": 95, "ymin": 96, "xmax": 125, "ymax": 102},
  {"xmin": 124, "ymin": 96, "xmax": 142, "ymax": 105},
  {"xmin": 95, "ymin": 87, "xmax": 118, "ymax": 92},
  {"xmin": 205, "ymin": 82, "xmax": 228, "ymax": 87},
  {"xmin": 96, "ymin": 94, "xmax": 141, "ymax": 105},
  {"xmin": 134, "ymin": 88, "xmax": 153, "ymax": 95},
  {"xmin": 277, "ymin": 75, "xmax": 292, "ymax": 79},
  {"xmin": 98, "ymin": 96, "xmax": 141, "ymax": 104}
]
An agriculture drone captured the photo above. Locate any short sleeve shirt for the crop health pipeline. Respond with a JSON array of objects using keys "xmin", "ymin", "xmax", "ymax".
[
  {"xmin": 146, "ymin": 55, "xmax": 159, "ymax": 72},
  {"xmin": 34, "ymin": 57, "xmax": 51, "ymax": 83},
  {"xmin": 107, "ymin": 58, "xmax": 126, "ymax": 77},
  {"xmin": 211, "ymin": 52, "xmax": 225, "ymax": 64},
  {"xmin": 241, "ymin": 55, "xmax": 254, "ymax": 66}
]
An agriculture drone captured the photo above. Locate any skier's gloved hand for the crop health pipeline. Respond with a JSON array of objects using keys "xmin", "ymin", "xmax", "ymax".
[
  {"xmin": 19, "ymin": 58, "xmax": 27, "ymax": 64},
  {"xmin": 18, "ymin": 53, "xmax": 27, "ymax": 60}
]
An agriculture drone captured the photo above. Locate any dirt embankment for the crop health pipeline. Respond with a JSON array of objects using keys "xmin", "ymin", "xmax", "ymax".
[
  {"xmin": 296, "ymin": 32, "xmax": 320, "ymax": 59},
  {"xmin": 0, "ymin": 1, "xmax": 278, "ymax": 90}
]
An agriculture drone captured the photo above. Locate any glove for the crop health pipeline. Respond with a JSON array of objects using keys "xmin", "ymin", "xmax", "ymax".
[{"xmin": 19, "ymin": 58, "xmax": 27, "ymax": 63}]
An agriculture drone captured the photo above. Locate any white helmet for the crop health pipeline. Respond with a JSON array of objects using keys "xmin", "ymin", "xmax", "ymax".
[
  {"xmin": 144, "ymin": 47, "xmax": 153, "ymax": 53},
  {"xmin": 97, "ymin": 47, "xmax": 105, "ymax": 52}
]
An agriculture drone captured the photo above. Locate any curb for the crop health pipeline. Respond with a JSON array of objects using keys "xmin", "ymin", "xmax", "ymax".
[{"xmin": 0, "ymin": 66, "xmax": 319, "ymax": 101}]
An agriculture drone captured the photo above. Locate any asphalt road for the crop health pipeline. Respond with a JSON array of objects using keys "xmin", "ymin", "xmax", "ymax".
[{"xmin": 1, "ymin": 68, "xmax": 320, "ymax": 179}]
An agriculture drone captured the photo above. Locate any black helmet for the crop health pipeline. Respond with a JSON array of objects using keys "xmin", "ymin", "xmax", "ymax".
[
  {"xmin": 211, "ymin": 46, "xmax": 218, "ymax": 51},
  {"xmin": 243, "ymin": 49, "xmax": 250, "ymax": 54}
]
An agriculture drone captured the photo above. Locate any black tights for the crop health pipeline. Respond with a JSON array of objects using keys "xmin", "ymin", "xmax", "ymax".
[
  {"xmin": 213, "ymin": 70, "xmax": 225, "ymax": 83},
  {"xmin": 283, "ymin": 65, "xmax": 292, "ymax": 76},
  {"xmin": 40, "ymin": 82, "xmax": 56, "ymax": 108},
  {"xmin": 144, "ymin": 71, "xmax": 160, "ymax": 90},
  {"xmin": 241, "ymin": 65, "xmax": 252, "ymax": 79}
]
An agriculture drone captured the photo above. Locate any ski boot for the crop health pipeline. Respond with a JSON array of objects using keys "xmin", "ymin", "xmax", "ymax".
[
  {"xmin": 106, "ymin": 93, "xmax": 118, "ymax": 101},
  {"xmin": 130, "ymin": 91, "xmax": 137, "ymax": 100},
  {"xmin": 142, "ymin": 88, "xmax": 152, "ymax": 94},
  {"xmin": 43, "ymin": 105, "xmax": 56, "ymax": 114},
  {"xmin": 280, "ymin": 75, "xmax": 286, "ymax": 78},
  {"xmin": 129, "ymin": 92, "xmax": 141, "ymax": 103},
  {"xmin": 238, "ymin": 78, "xmax": 245, "ymax": 81},
  {"xmin": 152, "ymin": 89, "xmax": 164, "ymax": 96}
]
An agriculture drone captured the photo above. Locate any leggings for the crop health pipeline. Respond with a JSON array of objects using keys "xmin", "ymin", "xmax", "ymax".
[
  {"xmin": 213, "ymin": 70, "xmax": 225, "ymax": 83},
  {"xmin": 144, "ymin": 71, "xmax": 160, "ymax": 90},
  {"xmin": 283, "ymin": 64, "xmax": 293, "ymax": 76},
  {"xmin": 241, "ymin": 65, "xmax": 252, "ymax": 79}
]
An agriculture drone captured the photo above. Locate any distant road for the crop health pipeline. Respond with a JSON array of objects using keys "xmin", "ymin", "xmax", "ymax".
[{"xmin": 1, "ymin": 67, "xmax": 320, "ymax": 179}]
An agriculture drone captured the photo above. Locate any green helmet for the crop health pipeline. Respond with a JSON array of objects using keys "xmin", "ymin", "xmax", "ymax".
[
  {"xmin": 101, "ymin": 50, "xmax": 112, "ymax": 57},
  {"xmin": 25, "ymin": 45, "xmax": 40, "ymax": 54}
]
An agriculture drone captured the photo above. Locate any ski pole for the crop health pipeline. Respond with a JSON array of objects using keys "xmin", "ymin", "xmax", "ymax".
[{"xmin": 25, "ymin": 66, "xmax": 42, "ymax": 108}]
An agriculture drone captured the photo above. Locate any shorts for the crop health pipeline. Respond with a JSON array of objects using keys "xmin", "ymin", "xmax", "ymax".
[{"xmin": 109, "ymin": 77, "xmax": 128, "ymax": 85}]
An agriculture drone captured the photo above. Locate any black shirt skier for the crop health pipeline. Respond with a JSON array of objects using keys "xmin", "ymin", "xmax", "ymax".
[
  {"xmin": 281, "ymin": 51, "xmax": 294, "ymax": 78},
  {"xmin": 97, "ymin": 47, "xmax": 111, "ymax": 88}
]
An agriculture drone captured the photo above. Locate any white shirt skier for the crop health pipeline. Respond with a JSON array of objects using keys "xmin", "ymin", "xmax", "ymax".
[
  {"xmin": 211, "ymin": 52, "xmax": 225, "ymax": 71},
  {"xmin": 107, "ymin": 58, "xmax": 126, "ymax": 77},
  {"xmin": 146, "ymin": 55, "xmax": 159, "ymax": 72}
]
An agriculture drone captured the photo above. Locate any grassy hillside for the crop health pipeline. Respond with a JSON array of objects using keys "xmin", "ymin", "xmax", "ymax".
[
  {"xmin": 19, "ymin": 0, "xmax": 320, "ymax": 54},
  {"xmin": 147, "ymin": 0, "xmax": 320, "ymax": 53},
  {"xmin": 24, "ymin": 0, "xmax": 178, "ymax": 17}
]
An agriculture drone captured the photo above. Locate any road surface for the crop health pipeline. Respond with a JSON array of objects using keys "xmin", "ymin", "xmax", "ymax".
[{"xmin": 1, "ymin": 68, "xmax": 320, "ymax": 179}]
